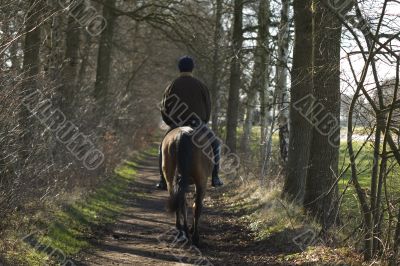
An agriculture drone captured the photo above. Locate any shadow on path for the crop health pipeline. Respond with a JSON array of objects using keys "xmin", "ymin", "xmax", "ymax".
[{"xmin": 76, "ymin": 148, "xmax": 294, "ymax": 265}]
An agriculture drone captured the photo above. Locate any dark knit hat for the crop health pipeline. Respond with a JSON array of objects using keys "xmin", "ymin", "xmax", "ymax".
[{"xmin": 178, "ymin": 56, "xmax": 194, "ymax": 72}]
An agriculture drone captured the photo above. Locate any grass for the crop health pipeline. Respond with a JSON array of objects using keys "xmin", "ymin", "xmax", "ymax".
[
  {"xmin": 337, "ymin": 138, "xmax": 400, "ymax": 221},
  {"xmin": 221, "ymin": 177, "xmax": 364, "ymax": 265},
  {"xmin": 232, "ymin": 125, "xmax": 399, "ymax": 264},
  {"xmin": 1, "ymin": 147, "xmax": 157, "ymax": 266},
  {"xmin": 238, "ymin": 125, "xmax": 400, "ymax": 210}
]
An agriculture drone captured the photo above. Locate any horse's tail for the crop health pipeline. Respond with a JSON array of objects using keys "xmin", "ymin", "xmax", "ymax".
[{"xmin": 168, "ymin": 131, "xmax": 193, "ymax": 213}]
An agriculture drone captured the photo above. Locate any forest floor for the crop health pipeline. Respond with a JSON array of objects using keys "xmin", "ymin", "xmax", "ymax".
[{"xmin": 72, "ymin": 143, "xmax": 363, "ymax": 266}]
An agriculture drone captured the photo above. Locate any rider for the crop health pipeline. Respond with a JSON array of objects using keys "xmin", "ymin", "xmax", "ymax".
[{"xmin": 156, "ymin": 56, "xmax": 224, "ymax": 190}]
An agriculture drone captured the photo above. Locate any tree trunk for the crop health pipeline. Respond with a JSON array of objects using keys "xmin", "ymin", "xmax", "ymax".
[
  {"xmin": 62, "ymin": 14, "xmax": 81, "ymax": 116},
  {"xmin": 241, "ymin": 0, "xmax": 270, "ymax": 156},
  {"xmin": 241, "ymin": 88, "xmax": 256, "ymax": 155},
  {"xmin": 225, "ymin": 0, "xmax": 243, "ymax": 152},
  {"xmin": 44, "ymin": 5, "xmax": 65, "ymax": 164},
  {"xmin": 260, "ymin": 79, "xmax": 270, "ymax": 161},
  {"xmin": 283, "ymin": 0, "xmax": 313, "ymax": 203},
  {"xmin": 262, "ymin": 89, "xmax": 278, "ymax": 179},
  {"xmin": 303, "ymin": 0, "xmax": 342, "ymax": 230},
  {"xmin": 211, "ymin": 0, "xmax": 223, "ymax": 136},
  {"xmin": 94, "ymin": 0, "xmax": 116, "ymax": 116},
  {"xmin": 22, "ymin": 0, "xmax": 42, "ymax": 80},
  {"xmin": 276, "ymin": 0, "xmax": 290, "ymax": 164},
  {"xmin": 45, "ymin": 11, "xmax": 64, "ymax": 80},
  {"xmin": 20, "ymin": 0, "xmax": 43, "ymax": 157}
]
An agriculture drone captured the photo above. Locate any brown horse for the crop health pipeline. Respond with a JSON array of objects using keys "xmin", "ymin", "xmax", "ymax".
[{"xmin": 161, "ymin": 126, "xmax": 213, "ymax": 246}]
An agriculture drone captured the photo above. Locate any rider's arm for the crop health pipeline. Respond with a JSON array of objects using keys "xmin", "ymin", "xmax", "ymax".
[
  {"xmin": 203, "ymin": 84, "xmax": 211, "ymax": 123},
  {"xmin": 161, "ymin": 83, "xmax": 174, "ymax": 126}
]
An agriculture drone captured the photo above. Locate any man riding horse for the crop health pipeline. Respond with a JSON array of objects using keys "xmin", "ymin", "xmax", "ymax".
[{"xmin": 156, "ymin": 56, "xmax": 223, "ymax": 190}]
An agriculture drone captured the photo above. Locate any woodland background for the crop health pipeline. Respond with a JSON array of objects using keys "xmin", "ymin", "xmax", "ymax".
[{"xmin": 1, "ymin": 0, "xmax": 400, "ymax": 264}]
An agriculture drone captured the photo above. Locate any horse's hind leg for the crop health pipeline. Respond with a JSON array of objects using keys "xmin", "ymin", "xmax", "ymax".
[
  {"xmin": 183, "ymin": 196, "xmax": 189, "ymax": 238},
  {"xmin": 163, "ymin": 153, "xmax": 175, "ymax": 194},
  {"xmin": 176, "ymin": 199, "xmax": 189, "ymax": 242},
  {"xmin": 192, "ymin": 186, "xmax": 205, "ymax": 246}
]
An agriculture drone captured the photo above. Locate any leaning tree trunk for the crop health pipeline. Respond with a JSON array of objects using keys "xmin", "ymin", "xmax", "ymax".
[
  {"xmin": 211, "ymin": 0, "xmax": 223, "ymax": 136},
  {"xmin": 303, "ymin": 0, "xmax": 342, "ymax": 230},
  {"xmin": 275, "ymin": 0, "xmax": 290, "ymax": 165},
  {"xmin": 241, "ymin": 0, "xmax": 270, "ymax": 156},
  {"xmin": 94, "ymin": 0, "xmax": 116, "ymax": 121},
  {"xmin": 225, "ymin": 0, "xmax": 243, "ymax": 153},
  {"xmin": 283, "ymin": 0, "xmax": 313, "ymax": 203}
]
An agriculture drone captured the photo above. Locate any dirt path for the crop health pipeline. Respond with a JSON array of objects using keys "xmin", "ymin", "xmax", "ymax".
[{"xmin": 75, "ymin": 150, "xmax": 286, "ymax": 266}]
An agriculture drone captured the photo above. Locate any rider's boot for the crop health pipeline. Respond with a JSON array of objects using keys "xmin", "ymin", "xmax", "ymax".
[{"xmin": 211, "ymin": 168, "xmax": 224, "ymax": 187}]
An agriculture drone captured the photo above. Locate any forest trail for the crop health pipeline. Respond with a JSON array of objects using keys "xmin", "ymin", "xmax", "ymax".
[{"xmin": 74, "ymin": 148, "xmax": 287, "ymax": 266}]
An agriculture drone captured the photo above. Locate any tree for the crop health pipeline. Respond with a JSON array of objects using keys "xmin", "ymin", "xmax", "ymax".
[
  {"xmin": 61, "ymin": 10, "xmax": 82, "ymax": 116},
  {"xmin": 241, "ymin": 0, "xmax": 270, "ymax": 155},
  {"xmin": 22, "ymin": 0, "xmax": 42, "ymax": 79},
  {"xmin": 211, "ymin": 0, "xmax": 223, "ymax": 136},
  {"xmin": 303, "ymin": 0, "xmax": 342, "ymax": 229},
  {"xmin": 275, "ymin": 0, "xmax": 290, "ymax": 164},
  {"xmin": 225, "ymin": 0, "xmax": 243, "ymax": 152},
  {"xmin": 94, "ymin": 0, "xmax": 116, "ymax": 117},
  {"xmin": 283, "ymin": 0, "xmax": 313, "ymax": 203},
  {"xmin": 20, "ymin": 0, "xmax": 43, "ymax": 157}
]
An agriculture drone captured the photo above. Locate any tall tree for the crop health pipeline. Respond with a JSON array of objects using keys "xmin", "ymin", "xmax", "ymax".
[
  {"xmin": 22, "ymin": 0, "xmax": 42, "ymax": 80},
  {"xmin": 45, "ymin": 9, "xmax": 64, "ymax": 80},
  {"xmin": 225, "ymin": 0, "xmax": 243, "ymax": 152},
  {"xmin": 44, "ymin": 4, "xmax": 65, "ymax": 162},
  {"xmin": 211, "ymin": 0, "xmax": 223, "ymax": 136},
  {"xmin": 283, "ymin": 0, "xmax": 313, "ymax": 203},
  {"xmin": 94, "ymin": 0, "xmax": 116, "ymax": 115},
  {"xmin": 303, "ymin": 0, "xmax": 342, "ymax": 229},
  {"xmin": 61, "ymin": 12, "xmax": 81, "ymax": 115},
  {"xmin": 20, "ymin": 0, "xmax": 43, "ymax": 157},
  {"xmin": 275, "ymin": 0, "xmax": 290, "ymax": 164},
  {"xmin": 241, "ymin": 0, "xmax": 270, "ymax": 155}
]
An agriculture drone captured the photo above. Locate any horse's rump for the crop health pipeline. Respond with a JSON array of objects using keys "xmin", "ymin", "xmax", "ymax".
[
  {"xmin": 161, "ymin": 126, "xmax": 214, "ymax": 246},
  {"xmin": 161, "ymin": 126, "xmax": 213, "ymax": 188}
]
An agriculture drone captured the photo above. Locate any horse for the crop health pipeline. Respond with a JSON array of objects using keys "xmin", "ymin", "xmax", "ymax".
[{"xmin": 161, "ymin": 126, "xmax": 213, "ymax": 246}]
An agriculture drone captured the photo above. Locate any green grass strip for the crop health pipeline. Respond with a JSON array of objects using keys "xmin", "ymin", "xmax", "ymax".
[{"xmin": 10, "ymin": 147, "xmax": 159, "ymax": 266}]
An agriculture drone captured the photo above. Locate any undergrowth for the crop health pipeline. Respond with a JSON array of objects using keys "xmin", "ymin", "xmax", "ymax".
[{"xmin": 0, "ymin": 147, "xmax": 158, "ymax": 266}]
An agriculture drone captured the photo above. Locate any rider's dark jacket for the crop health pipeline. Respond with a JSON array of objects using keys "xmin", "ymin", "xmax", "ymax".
[{"xmin": 161, "ymin": 73, "xmax": 211, "ymax": 127}]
